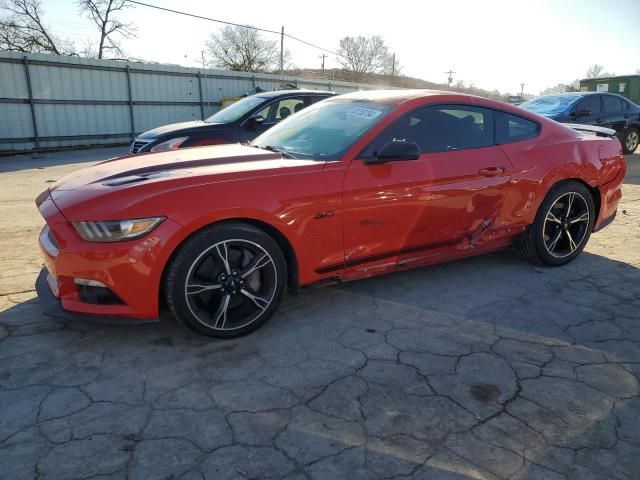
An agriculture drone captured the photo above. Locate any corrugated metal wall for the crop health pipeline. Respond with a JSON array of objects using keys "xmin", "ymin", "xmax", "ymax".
[{"xmin": 0, "ymin": 52, "xmax": 393, "ymax": 153}]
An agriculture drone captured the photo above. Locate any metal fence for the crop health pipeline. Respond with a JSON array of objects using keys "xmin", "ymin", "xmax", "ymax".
[{"xmin": 0, "ymin": 52, "xmax": 395, "ymax": 153}]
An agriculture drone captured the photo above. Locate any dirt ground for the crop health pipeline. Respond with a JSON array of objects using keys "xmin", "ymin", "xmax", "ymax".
[{"xmin": 0, "ymin": 146, "xmax": 639, "ymax": 479}]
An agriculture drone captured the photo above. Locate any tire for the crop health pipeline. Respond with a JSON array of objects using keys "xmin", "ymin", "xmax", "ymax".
[
  {"xmin": 516, "ymin": 181, "xmax": 595, "ymax": 266},
  {"xmin": 622, "ymin": 128, "xmax": 639, "ymax": 154},
  {"xmin": 165, "ymin": 222, "xmax": 287, "ymax": 338}
]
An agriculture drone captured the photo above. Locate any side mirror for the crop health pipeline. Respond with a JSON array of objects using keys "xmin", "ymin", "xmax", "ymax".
[
  {"xmin": 573, "ymin": 109, "xmax": 592, "ymax": 118},
  {"xmin": 365, "ymin": 141, "xmax": 421, "ymax": 165},
  {"xmin": 247, "ymin": 114, "xmax": 265, "ymax": 129}
]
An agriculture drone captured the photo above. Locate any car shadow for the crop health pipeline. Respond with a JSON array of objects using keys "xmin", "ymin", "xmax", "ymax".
[{"xmin": 1, "ymin": 249, "xmax": 639, "ymax": 477}]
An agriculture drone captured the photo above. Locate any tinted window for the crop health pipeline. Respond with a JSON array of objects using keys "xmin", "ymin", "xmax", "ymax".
[
  {"xmin": 205, "ymin": 96, "xmax": 265, "ymax": 123},
  {"xmin": 275, "ymin": 97, "xmax": 305, "ymax": 119},
  {"xmin": 603, "ymin": 95, "xmax": 623, "ymax": 113},
  {"xmin": 495, "ymin": 112, "xmax": 539, "ymax": 144},
  {"xmin": 309, "ymin": 96, "xmax": 330, "ymax": 104},
  {"xmin": 363, "ymin": 105, "xmax": 494, "ymax": 156},
  {"xmin": 576, "ymin": 96, "xmax": 602, "ymax": 115}
]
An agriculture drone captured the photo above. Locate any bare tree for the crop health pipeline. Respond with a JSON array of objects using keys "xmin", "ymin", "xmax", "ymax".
[
  {"xmin": 540, "ymin": 79, "xmax": 581, "ymax": 96},
  {"xmin": 77, "ymin": 0, "xmax": 135, "ymax": 59},
  {"xmin": 0, "ymin": 0, "xmax": 71, "ymax": 54},
  {"xmin": 382, "ymin": 54, "xmax": 401, "ymax": 77},
  {"xmin": 205, "ymin": 25, "xmax": 288, "ymax": 73},
  {"xmin": 336, "ymin": 36, "xmax": 391, "ymax": 78},
  {"xmin": 585, "ymin": 64, "xmax": 612, "ymax": 79}
]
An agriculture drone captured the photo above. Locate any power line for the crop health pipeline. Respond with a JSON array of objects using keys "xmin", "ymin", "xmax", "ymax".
[{"xmin": 126, "ymin": 0, "xmax": 342, "ymax": 57}]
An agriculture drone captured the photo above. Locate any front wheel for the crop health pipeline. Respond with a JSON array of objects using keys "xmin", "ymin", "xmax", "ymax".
[
  {"xmin": 622, "ymin": 128, "xmax": 639, "ymax": 154},
  {"xmin": 165, "ymin": 223, "xmax": 287, "ymax": 338},
  {"xmin": 516, "ymin": 181, "xmax": 595, "ymax": 266}
]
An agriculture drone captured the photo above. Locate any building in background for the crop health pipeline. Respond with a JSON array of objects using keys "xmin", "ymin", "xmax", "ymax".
[{"xmin": 580, "ymin": 75, "xmax": 640, "ymax": 104}]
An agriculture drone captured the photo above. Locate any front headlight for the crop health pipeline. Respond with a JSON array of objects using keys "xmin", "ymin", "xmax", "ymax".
[
  {"xmin": 73, "ymin": 217, "xmax": 165, "ymax": 242},
  {"xmin": 150, "ymin": 137, "xmax": 189, "ymax": 152}
]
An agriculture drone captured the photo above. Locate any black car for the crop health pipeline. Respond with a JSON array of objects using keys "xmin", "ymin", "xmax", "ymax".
[
  {"xmin": 130, "ymin": 89, "xmax": 336, "ymax": 154},
  {"xmin": 520, "ymin": 92, "xmax": 640, "ymax": 154}
]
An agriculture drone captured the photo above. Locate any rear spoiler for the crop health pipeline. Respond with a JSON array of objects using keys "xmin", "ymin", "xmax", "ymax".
[{"xmin": 565, "ymin": 123, "xmax": 617, "ymax": 138}]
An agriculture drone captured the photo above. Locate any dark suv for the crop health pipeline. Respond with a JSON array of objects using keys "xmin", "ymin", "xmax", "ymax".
[
  {"xmin": 131, "ymin": 89, "xmax": 336, "ymax": 154},
  {"xmin": 520, "ymin": 92, "xmax": 640, "ymax": 153}
]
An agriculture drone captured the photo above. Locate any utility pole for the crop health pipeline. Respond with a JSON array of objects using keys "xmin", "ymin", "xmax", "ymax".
[
  {"xmin": 280, "ymin": 26, "xmax": 284, "ymax": 80},
  {"xmin": 320, "ymin": 54, "xmax": 327, "ymax": 74},
  {"xmin": 391, "ymin": 53, "xmax": 396, "ymax": 76},
  {"xmin": 445, "ymin": 68, "xmax": 456, "ymax": 88},
  {"xmin": 520, "ymin": 82, "xmax": 525, "ymax": 101}
]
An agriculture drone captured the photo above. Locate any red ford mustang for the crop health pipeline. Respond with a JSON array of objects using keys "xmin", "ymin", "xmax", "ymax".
[{"xmin": 35, "ymin": 90, "xmax": 626, "ymax": 338}]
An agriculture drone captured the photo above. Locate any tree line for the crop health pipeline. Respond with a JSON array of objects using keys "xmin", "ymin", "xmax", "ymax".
[{"xmin": 3, "ymin": 2, "xmax": 638, "ymax": 96}]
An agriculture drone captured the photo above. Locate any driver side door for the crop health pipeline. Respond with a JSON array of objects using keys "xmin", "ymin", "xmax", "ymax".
[{"xmin": 342, "ymin": 104, "xmax": 513, "ymax": 278}]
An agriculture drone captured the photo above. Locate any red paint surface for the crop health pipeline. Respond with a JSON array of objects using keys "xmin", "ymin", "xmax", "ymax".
[{"xmin": 37, "ymin": 91, "xmax": 626, "ymax": 319}]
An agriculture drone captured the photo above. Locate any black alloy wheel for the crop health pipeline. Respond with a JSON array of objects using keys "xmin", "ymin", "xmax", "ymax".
[
  {"xmin": 166, "ymin": 223, "xmax": 287, "ymax": 338},
  {"xmin": 516, "ymin": 181, "xmax": 595, "ymax": 266}
]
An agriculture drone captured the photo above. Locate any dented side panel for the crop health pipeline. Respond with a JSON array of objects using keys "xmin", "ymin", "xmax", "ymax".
[{"xmin": 340, "ymin": 145, "xmax": 514, "ymax": 278}]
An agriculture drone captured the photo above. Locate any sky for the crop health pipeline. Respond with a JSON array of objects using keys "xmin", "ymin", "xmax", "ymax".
[{"xmin": 38, "ymin": 0, "xmax": 640, "ymax": 95}]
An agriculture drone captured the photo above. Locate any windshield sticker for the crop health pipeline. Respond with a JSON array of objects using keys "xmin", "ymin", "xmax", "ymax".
[{"xmin": 347, "ymin": 107, "xmax": 383, "ymax": 120}]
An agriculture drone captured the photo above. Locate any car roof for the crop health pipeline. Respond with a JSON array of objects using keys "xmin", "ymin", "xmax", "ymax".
[
  {"xmin": 255, "ymin": 89, "xmax": 335, "ymax": 98},
  {"xmin": 335, "ymin": 89, "xmax": 449, "ymax": 103},
  {"xmin": 330, "ymin": 89, "xmax": 523, "ymax": 108}
]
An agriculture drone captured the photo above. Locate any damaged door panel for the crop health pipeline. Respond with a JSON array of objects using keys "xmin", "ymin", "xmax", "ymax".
[{"xmin": 342, "ymin": 145, "xmax": 514, "ymax": 279}]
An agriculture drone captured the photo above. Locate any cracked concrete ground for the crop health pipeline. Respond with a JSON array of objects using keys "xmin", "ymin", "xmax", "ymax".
[{"xmin": 1, "ymin": 146, "xmax": 639, "ymax": 480}]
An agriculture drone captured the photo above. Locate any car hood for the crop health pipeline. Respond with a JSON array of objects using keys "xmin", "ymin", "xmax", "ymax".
[
  {"xmin": 138, "ymin": 120, "xmax": 226, "ymax": 139},
  {"xmin": 48, "ymin": 144, "xmax": 322, "ymax": 218}
]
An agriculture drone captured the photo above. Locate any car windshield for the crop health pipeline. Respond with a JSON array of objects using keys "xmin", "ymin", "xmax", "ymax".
[
  {"xmin": 519, "ymin": 95, "xmax": 582, "ymax": 116},
  {"xmin": 251, "ymin": 99, "xmax": 392, "ymax": 160},
  {"xmin": 205, "ymin": 96, "xmax": 265, "ymax": 123}
]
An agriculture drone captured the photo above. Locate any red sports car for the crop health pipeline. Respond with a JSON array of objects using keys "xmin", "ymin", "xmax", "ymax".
[{"xmin": 35, "ymin": 90, "xmax": 626, "ymax": 338}]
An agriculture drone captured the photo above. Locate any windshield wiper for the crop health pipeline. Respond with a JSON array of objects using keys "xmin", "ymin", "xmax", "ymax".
[{"xmin": 255, "ymin": 145, "xmax": 297, "ymax": 159}]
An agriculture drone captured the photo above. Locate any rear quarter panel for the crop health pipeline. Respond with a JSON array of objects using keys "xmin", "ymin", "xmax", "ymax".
[{"xmin": 498, "ymin": 120, "xmax": 624, "ymax": 230}]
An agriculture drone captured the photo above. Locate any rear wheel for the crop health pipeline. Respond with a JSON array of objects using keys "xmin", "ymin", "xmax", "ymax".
[
  {"xmin": 165, "ymin": 223, "xmax": 287, "ymax": 338},
  {"xmin": 622, "ymin": 128, "xmax": 639, "ymax": 154},
  {"xmin": 516, "ymin": 181, "xmax": 595, "ymax": 266}
]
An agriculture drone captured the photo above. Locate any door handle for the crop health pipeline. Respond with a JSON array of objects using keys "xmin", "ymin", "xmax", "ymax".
[{"xmin": 478, "ymin": 167, "xmax": 505, "ymax": 177}]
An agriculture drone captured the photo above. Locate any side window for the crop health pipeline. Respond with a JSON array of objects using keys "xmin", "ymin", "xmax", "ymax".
[
  {"xmin": 275, "ymin": 97, "xmax": 305, "ymax": 120},
  {"xmin": 495, "ymin": 112, "xmax": 539, "ymax": 144},
  {"xmin": 362, "ymin": 104, "xmax": 494, "ymax": 156},
  {"xmin": 254, "ymin": 103, "xmax": 272, "ymax": 120},
  {"xmin": 309, "ymin": 96, "xmax": 329, "ymax": 105},
  {"xmin": 603, "ymin": 95, "xmax": 623, "ymax": 113},
  {"xmin": 577, "ymin": 96, "xmax": 602, "ymax": 115},
  {"xmin": 432, "ymin": 107, "xmax": 494, "ymax": 152}
]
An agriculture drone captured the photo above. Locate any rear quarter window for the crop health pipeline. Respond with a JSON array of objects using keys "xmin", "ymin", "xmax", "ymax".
[{"xmin": 495, "ymin": 111, "xmax": 540, "ymax": 144}]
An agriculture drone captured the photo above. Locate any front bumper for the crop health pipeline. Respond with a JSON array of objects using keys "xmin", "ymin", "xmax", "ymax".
[
  {"xmin": 36, "ymin": 190, "xmax": 183, "ymax": 321},
  {"xmin": 35, "ymin": 269, "xmax": 159, "ymax": 324}
]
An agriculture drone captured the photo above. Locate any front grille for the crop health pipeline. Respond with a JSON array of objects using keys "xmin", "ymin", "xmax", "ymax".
[{"xmin": 130, "ymin": 139, "xmax": 151, "ymax": 154}]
